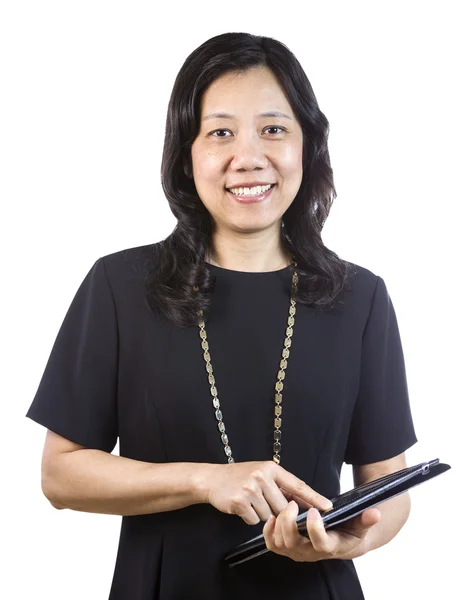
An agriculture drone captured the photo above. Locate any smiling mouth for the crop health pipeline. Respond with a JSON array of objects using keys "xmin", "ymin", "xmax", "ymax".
[
  {"xmin": 226, "ymin": 184, "xmax": 276, "ymax": 203},
  {"xmin": 226, "ymin": 183, "xmax": 275, "ymax": 195}
]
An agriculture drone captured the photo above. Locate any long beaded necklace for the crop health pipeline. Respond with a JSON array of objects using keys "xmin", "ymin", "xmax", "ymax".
[{"xmin": 193, "ymin": 258, "xmax": 298, "ymax": 465}]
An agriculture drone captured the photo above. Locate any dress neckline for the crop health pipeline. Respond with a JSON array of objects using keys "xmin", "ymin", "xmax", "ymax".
[{"xmin": 204, "ymin": 261, "xmax": 293, "ymax": 275}]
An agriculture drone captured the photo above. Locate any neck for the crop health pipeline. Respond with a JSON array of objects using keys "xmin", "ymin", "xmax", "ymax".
[{"xmin": 206, "ymin": 227, "xmax": 293, "ymax": 273}]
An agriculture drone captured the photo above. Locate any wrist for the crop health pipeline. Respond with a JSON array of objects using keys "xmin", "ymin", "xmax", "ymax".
[
  {"xmin": 337, "ymin": 535, "xmax": 372, "ymax": 561},
  {"xmin": 189, "ymin": 463, "xmax": 215, "ymax": 505}
]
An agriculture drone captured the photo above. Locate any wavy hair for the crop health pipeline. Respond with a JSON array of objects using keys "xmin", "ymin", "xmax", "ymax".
[{"xmin": 145, "ymin": 32, "xmax": 356, "ymax": 328}]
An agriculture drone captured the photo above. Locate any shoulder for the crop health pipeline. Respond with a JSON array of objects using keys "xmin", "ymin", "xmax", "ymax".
[
  {"xmin": 101, "ymin": 241, "xmax": 159, "ymax": 268},
  {"xmin": 335, "ymin": 260, "xmax": 389, "ymax": 327},
  {"xmin": 346, "ymin": 260, "xmax": 381, "ymax": 291},
  {"xmin": 98, "ymin": 242, "xmax": 160, "ymax": 284},
  {"xmin": 337, "ymin": 259, "xmax": 381, "ymax": 304}
]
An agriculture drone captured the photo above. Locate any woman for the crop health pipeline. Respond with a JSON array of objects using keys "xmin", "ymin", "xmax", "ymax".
[{"xmin": 26, "ymin": 32, "xmax": 418, "ymax": 599}]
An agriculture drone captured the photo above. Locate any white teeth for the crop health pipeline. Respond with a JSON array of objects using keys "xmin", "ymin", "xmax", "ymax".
[{"xmin": 228, "ymin": 184, "xmax": 273, "ymax": 196}]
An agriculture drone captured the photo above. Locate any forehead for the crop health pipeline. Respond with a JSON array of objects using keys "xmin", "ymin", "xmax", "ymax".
[{"xmin": 200, "ymin": 67, "xmax": 292, "ymax": 115}]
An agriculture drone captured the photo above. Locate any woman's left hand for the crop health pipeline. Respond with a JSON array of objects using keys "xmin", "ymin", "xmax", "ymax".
[{"xmin": 263, "ymin": 500, "xmax": 381, "ymax": 562}]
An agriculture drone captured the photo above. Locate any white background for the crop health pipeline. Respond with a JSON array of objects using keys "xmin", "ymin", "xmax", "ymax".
[{"xmin": 1, "ymin": 1, "xmax": 456, "ymax": 598}]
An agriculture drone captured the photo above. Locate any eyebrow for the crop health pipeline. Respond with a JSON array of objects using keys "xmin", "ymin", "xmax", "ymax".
[{"xmin": 202, "ymin": 110, "xmax": 293, "ymax": 121}]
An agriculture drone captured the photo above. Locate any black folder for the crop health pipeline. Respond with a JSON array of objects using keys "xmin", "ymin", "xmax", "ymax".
[{"xmin": 225, "ymin": 458, "xmax": 451, "ymax": 567}]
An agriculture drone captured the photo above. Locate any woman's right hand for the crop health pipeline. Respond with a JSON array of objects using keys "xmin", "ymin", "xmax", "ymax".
[{"xmin": 195, "ymin": 461, "xmax": 333, "ymax": 525}]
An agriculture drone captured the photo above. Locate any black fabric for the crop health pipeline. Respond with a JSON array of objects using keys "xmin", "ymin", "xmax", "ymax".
[{"xmin": 26, "ymin": 243, "xmax": 418, "ymax": 599}]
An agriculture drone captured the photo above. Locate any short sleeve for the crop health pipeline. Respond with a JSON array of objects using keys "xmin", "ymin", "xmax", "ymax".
[
  {"xmin": 26, "ymin": 257, "xmax": 118, "ymax": 453},
  {"xmin": 344, "ymin": 276, "xmax": 418, "ymax": 465}
]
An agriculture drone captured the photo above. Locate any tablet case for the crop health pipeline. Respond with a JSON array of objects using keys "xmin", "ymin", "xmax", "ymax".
[{"xmin": 225, "ymin": 458, "xmax": 451, "ymax": 567}]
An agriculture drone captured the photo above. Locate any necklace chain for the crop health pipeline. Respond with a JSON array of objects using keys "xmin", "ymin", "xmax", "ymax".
[{"xmin": 194, "ymin": 260, "xmax": 298, "ymax": 464}]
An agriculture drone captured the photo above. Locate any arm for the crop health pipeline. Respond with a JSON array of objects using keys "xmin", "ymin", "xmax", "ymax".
[
  {"xmin": 41, "ymin": 431, "xmax": 333, "ymax": 520},
  {"xmin": 363, "ymin": 493, "xmax": 411, "ymax": 554},
  {"xmin": 347, "ymin": 452, "xmax": 412, "ymax": 559},
  {"xmin": 42, "ymin": 430, "xmax": 208, "ymax": 516}
]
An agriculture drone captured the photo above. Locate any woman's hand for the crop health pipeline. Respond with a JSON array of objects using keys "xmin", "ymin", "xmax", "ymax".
[
  {"xmin": 196, "ymin": 461, "xmax": 333, "ymax": 524},
  {"xmin": 263, "ymin": 500, "xmax": 382, "ymax": 561}
]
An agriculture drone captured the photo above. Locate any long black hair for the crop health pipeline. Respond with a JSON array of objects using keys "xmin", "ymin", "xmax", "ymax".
[{"xmin": 145, "ymin": 32, "xmax": 356, "ymax": 328}]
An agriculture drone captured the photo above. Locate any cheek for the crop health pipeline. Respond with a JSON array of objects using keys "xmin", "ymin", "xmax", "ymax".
[
  {"xmin": 280, "ymin": 145, "xmax": 303, "ymax": 178},
  {"xmin": 191, "ymin": 145, "xmax": 223, "ymax": 184}
]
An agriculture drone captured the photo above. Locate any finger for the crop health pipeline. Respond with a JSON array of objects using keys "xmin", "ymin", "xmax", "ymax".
[
  {"xmin": 279, "ymin": 488, "xmax": 314, "ymax": 510},
  {"xmin": 263, "ymin": 514, "xmax": 277, "ymax": 550},
  {"xmin": 251, "ymin": 494, "xmax": 277, "ymax": 522},
  {"xmin": 361, "ymin": 508, "xmax": 382, "ymax": 527},
  {"xmin": 339, "ymin": 509, "xmax": 381, "ymax": 537},
  {"xmin": 278, "ymin": 501, "xmax": 302, "ymax": 550},
  {"xmin": 306, "ymin": 507, "xmax": 335, "ymax": 554},
  {"xmin": 262, "ymin": 480, "xmax": 291, "ymax": 515},
  {"xmin": 238, "ymin": 503, "xmax": 264, "ymax": 525},
  {"xmin": 291, "ymin": 494, "xmax": 314, "ymax": 510},
  {"xmin": 275, "ymin": 467, "xmax": 333, "ymax": 511},
  {"xmin": 274, "ymin": 503, "xmax": 290, "ymax": 548},
  {"xmin": 274, "ymin": 500, "xmax": 299, "ymax": 548}
]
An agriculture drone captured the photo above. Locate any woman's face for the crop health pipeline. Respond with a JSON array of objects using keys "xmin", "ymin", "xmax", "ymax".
[{"xmin": 190, "ymin": 66, "xmax": 303, "ymax": 235}]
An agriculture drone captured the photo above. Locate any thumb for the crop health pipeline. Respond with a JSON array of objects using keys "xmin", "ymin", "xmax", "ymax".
[
  {"xmin": 340, "ymin": 509, "xmax": 381, "ymax": 539},
  {"xmin": 354, "ymin": 508, "xmax": 382, "ymax": 532},
  {"xmin": 361, "ymin": 508, "xmax": 382, "ymax": 526}
]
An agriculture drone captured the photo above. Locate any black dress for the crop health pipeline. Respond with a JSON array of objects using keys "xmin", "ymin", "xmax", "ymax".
[{"xmin": 26, "ymin": 243, "xmax": 418, "ymax": 599}]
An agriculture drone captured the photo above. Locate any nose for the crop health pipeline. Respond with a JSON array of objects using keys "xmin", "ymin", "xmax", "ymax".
[{"xmin": 228, "ymin": 131, "xmax": 269, "ymax": 171}]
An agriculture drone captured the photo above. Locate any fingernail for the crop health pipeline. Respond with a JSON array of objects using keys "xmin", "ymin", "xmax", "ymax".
[{"xmin": 323, "ymin": 500, "xmax": 333, "ymax": 510}]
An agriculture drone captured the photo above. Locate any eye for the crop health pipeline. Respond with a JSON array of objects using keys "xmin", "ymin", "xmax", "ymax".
[
  {"xmin": 209, "ymin": 126, "xmax": 287, "ymax": 138},
  {"xmin": 211, "ymin": 129, "xmax": 232, "ymax": 138},
  {"xmin": 264, "ymin": 126, "xmax": 286, "ymax": 135}
]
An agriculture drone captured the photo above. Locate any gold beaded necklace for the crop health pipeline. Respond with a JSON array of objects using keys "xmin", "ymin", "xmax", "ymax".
[{"xmin": 193, "ymin": 258, "xmax": 298, "ymax": 465}]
